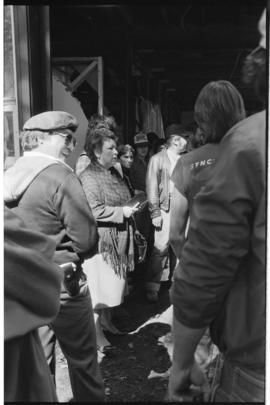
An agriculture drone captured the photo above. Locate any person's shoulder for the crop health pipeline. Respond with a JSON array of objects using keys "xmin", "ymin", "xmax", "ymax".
[
  {"xmin": 80, "ymin": 162, "xmax": 103, "ymax": 181},
  {"xmin": 225, "ymin": 111, "xmax": 265, "ymax": 146},
  {"xmin": 150, "ymin": 149, "xmax": 165, "ymax": 163},
  {"xmin": 45, "ymin": 162, "xmax": 73, "ymax": 179},
  {"xmin": 180, "ymin": 147, "xmax": 205, "ymax": 166}
]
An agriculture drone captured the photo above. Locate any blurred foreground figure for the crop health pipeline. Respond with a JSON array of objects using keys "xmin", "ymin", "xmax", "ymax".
[
  {"xmin": 168, "ymin": 9, "xmax": 266, "ymax": 403},
  {"xmin": 4, "ymin": 111, "xmax": 104, "ymax": 402},
  {"xmin": 4, "ymin": 207, "xmax": 61, "ymax": 402}
]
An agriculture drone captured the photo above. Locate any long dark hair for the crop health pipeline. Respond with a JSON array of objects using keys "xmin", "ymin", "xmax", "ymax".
[{"xmin": 194, "ymin": 80, "xmax": 246, "ymax": 143}]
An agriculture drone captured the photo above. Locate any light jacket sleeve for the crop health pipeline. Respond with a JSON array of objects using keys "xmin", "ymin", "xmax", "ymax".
[
  {"xmin": 171, "ymin": 128, "xmax": 264, "ymax": 328},
  {"xmin": 80, "ymin": 171, "xmax": 124, "ymax": 223},
  {"xmin": 54, "ymin": 172, "xmax": 99, "ymax": 259},
  {"xmin": 146, "ymin": 155, "xmax": 161, "ymax": 218}
]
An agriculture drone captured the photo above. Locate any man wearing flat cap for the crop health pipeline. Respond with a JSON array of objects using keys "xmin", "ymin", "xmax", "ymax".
[
  {"xmin": 4, "ymin": 111, "xmax": 104, "ymax": 402},
  {"xmin": 145, "ymin": 126, "xmax": 187, "ymax": 301}
]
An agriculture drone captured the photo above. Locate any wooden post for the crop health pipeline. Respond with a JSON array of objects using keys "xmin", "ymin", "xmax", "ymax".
[
  {"xmin": 13, "ymin": 6, "xmax": 31, "ymax": 129},
  {"xmin": 97, "ymin": 56, "xmax": 103, "ymax": 115}
]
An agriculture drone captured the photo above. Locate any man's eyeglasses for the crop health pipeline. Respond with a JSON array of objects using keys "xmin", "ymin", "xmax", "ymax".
[{"xmin": 54, "ymin": 132, "xmax": 76, "ymax": 146}]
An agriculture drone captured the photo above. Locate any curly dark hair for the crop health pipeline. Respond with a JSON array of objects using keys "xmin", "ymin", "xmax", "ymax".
[
  {"xmin": 85, "ymin": 127, "xmax": 117, "ymax": 162},
  {"xmin": 88, "ymin": 113, "xmax": 117, "ymax": 132}
]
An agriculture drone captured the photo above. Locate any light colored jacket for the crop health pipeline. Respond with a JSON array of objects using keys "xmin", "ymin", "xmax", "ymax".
[{"xmin": 146, "ymin": 148, "xmax": 171, "ymax": 218}]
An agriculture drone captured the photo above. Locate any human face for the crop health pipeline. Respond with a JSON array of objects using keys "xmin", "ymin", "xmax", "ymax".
[
  {"xmin": 54, "ymin": 132, "xmax": 76, "ymax": 160},
  {"xmin": 173, "ymin": 136, "xmax": 187, "ymax": 155},
  {"xmin": 37, "ymin": 131, "xmax": 76, "ymax": 161},
  {"xmin": 98, "ymin": 138, "xmax": 118, "ymax": 169},
  {"xmin": 136, "ymin": 144, "xmax": 148, "ymax": 159},
  {"xmin": 119, "ymin": 151, "xmax": 134, "ymax": 169}
]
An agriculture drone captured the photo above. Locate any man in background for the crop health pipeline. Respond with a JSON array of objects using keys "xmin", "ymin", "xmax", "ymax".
[{"xmin": 145, "ymin": 127, "xmax": 187, "ymax": 302}]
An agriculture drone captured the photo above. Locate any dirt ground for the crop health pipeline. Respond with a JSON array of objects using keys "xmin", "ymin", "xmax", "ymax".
[{"xmin": 56, "ymin": 283, "xmax": 172, "ymax": 402}]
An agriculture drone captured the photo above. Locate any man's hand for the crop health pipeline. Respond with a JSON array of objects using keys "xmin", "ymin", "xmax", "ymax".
[
  {"xmin": 167, "ymin": 359, "xmax": 209, "ymax": 402},
  {"xmin": 166, "ymin": 315, "xmax": 209, "ymax": 401},
  {"xmin": 152, "ymin": 216, "xmax": 163, "ymax": 229}
]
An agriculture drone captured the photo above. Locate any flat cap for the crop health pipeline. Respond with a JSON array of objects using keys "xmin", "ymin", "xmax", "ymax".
[{"xmin": 23, "ymin": 111, "xmax": 78, "ymax": 132}]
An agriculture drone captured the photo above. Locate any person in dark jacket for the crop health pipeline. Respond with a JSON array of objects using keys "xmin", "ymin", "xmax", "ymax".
[
  {"xmin": 117, "ymin": 144, "xmax": 135, "ymax": 196},
  {"xmin": 4, "ymin": 111, "xmax": 104, "ymax": 402},
  {"xmin": 129, "ymin": 132, "xmax": 149, "ymax": 193},
  {"xmin": 170, "ymin": 80, "xmax": 246, "ymax": 259},
  {"xmin": 168, "ymin": 9, "xmax": 266, "ymax": 402}
]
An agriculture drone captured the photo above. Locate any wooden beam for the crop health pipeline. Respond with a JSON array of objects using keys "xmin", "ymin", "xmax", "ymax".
[
  {"xmin": 52, "ymin": 57, "xmax": 98, "ymax": 65},
  {"xmin": 69, "ymin": 60, "xmax": 97, "ymax": 91}
]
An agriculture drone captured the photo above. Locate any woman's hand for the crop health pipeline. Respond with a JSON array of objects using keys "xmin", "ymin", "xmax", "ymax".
[{"xmin": 123, "ymin": 204, "xmax": 139, "ymax": 218}]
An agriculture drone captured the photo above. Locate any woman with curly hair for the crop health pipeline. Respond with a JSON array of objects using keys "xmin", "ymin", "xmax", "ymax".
[{"xmin": 80, "ymin": 128, "xmax": 138, "ymax": 350}]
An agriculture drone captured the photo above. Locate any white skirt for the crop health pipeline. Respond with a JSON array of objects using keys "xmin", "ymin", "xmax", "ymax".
[{"xmin": 82, "ymin": 253, "xmax": 128, "ymax": 310}]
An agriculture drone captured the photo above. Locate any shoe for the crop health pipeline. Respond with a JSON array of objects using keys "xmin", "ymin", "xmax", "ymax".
[{"xmin": 146, "ymin": 291, "xmax": 159, "ymax": 302}]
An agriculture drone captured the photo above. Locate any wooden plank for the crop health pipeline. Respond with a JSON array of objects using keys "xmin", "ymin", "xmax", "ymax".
[
  {"xmin": 69, "ymin": 60, "xmax": 97, "ymax": 92},
  {"xmin": 52, "ymin": 57, "xmax": 98, "ymax": 65}
]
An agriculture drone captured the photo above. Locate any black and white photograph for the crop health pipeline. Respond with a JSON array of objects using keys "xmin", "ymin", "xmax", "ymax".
[{"xmin": 3, "ymin": 1, "xmax": 268, "ymax": 402}]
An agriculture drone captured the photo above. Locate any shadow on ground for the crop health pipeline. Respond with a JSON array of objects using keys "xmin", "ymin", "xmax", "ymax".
[
  {"xmin": 112, "ymin": 282, "xmax": 171, "ymax": 332},
  {"xmin": 56, "ymin": 283, "xmax": 172, "ymax": 402},
  {"xmin": 100, "ymin": 283, "xmax": 172, "ymax": 401}
]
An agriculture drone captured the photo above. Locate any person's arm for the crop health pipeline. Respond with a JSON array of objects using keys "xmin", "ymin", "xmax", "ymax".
[
  {"xmin": 55, "ymin": 172, "xmax": 99, "ymax": 258},
  {"xmin": 75, "ymin": 153, "xmax": 90, "ymax": 177},
  {"xmin": 169, "ymin": 187, "xmax": 189, "ymax": 259},
  {"xmin": 146, "ymin": 155, "xmax": 162, "ymax": 226},
  {"xmin": 168, "ymin": 315, "xmax": 208, "ymax": 401},
  {"xmin": 80, "ymin": 170, "xmax": 134, "ymax": 223}
]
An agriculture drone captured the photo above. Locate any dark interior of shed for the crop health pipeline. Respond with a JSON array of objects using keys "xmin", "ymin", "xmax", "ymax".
[{"xmin": 50, "ymin": 1, "xmax": 265, "ymax": 142}]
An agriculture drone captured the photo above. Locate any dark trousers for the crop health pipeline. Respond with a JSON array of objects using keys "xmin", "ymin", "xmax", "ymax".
[
  {"xmin": 5, "ymin": 330, "xmax": 57, "ymax": 402},
  {"xmin": 39, "ymin": 282, "xmax": 105, "ymax": 402},
  {"xmin": 146, "ymin": 209, "xmax": 176, "ymax": 292}
]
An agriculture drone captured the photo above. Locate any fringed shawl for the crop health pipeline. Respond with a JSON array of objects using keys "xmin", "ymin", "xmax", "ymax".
[{"xmin": 80, "ymin": 163, "xmax": 134, "ymax": 277}]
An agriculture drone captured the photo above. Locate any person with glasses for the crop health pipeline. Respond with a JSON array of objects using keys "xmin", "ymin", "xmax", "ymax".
[{"xmin": 4, "ymin": 111, "xmax": 105, "ymax": 402}]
